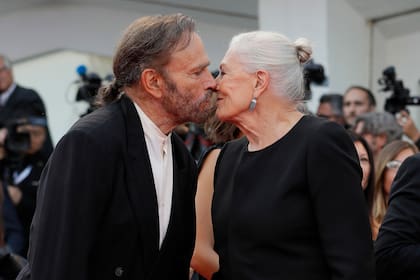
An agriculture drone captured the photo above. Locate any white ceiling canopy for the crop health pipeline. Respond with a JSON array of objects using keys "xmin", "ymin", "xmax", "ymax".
[
  {"xmin": 1, "ymin": 0, "xmax": 420, "ymax": 38},
  {"xmin": 345, "ymin": 0, "xmax": 420, "ymax": 38}
]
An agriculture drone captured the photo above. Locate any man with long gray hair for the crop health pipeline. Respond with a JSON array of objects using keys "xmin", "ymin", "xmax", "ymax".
[{"xmin": 18, "ymin": 14, "xmax": 216, "ymax": 280}]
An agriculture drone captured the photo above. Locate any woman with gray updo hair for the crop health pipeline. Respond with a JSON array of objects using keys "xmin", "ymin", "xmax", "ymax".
[
  {"xmin": 207, "ymin": 31, "xmax": 375, "ymax": 279},
  {"xmin": 226, "ymin": 31, "xmax": 311, "ymax": 102}
]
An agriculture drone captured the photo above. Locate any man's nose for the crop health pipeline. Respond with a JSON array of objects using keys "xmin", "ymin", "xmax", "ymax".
[{"xmin": 204, "ymin": 70, "xmax": 216, "ymax": 89}]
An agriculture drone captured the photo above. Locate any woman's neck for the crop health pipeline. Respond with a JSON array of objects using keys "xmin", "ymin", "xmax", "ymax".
[{"xmin": 237, "ymin": 108, "xmax": 304, "ymax": 152}]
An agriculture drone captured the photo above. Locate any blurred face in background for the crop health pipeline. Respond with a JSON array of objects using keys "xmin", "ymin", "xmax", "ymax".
[
  {"xmin": 317, "ymin": 102, "xmax": 334, "ymax": 120},
  {"xmin": 383, "ymin": 148, "xmax": 416, "ymax": 197},
  {"xmin": 0, "ymin": 58, "xmax": 14, "ymax": 93},
  {"xmin": 354, "ymin": 140, "xmax": 371, "ymax": 190},
  {"xmin": 354, "ymin": 120, "xmax": 387, "ymax": 158},
  {"xmin": 317, "ymin": 102, "xmax": 345, "ymax": 125},
  {"xmin": 343, "ymin": 88, "xmax": 374, "ymax": 126}
]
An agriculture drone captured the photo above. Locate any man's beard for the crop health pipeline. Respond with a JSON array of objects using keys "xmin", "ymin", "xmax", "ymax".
[{"xmin": 161, "ymin": 76, "xmax": 214, "ymax": 124}]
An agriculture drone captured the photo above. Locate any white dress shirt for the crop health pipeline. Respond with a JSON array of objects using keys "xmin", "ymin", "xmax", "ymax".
[{"xmin": 134, "ymin": 103, "xmax": 173, "ymax": 248}]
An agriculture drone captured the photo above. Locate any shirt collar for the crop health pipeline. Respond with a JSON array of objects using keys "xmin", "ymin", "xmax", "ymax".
[
  {"xmin": 1, "ymin": 83, "xmax": 16, "ymax": 105},
  {"xmin": 133, "ymin": 102, "xmax": 172, "ymax": 142}
]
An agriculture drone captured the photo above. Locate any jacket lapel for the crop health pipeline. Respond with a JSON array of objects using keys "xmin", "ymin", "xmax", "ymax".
[
  {"xmin": 119, "ymin": 95, "xmax": 160, "ymax": 271},
  {"xmin": 156, "ymin": 134, "xmax": 191, "ymax": 254}
]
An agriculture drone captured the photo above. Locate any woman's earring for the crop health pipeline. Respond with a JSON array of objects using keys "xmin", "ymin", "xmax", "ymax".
[{"xmin": 248, "ymin": 97, "xmax": 257, "ymax": 112}]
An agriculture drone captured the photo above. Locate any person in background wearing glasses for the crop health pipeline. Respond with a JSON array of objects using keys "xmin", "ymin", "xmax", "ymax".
[
  {"xmin": 375, "ymin": 152, "xmax": 420, "ymax": 280},
  {"xmin": 371, "ymin": 140, "xmax": 418, "ymax": 240}
]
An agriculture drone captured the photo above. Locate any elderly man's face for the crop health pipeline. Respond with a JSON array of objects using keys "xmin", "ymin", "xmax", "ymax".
[
  {"xmin": 160, "ymin": 33, "xmax": 216, "ymax": 124},
  {"xmin": 0, "ymin": 58, "xmax": 14, "ymax": 93}
]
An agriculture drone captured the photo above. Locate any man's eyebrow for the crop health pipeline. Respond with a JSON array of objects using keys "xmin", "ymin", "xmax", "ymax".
[{"xmin": 193, "ymin": 61, "xmax": 210, "ymax": 70}]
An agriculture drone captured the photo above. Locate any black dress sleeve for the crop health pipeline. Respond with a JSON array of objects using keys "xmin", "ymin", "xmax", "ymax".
[{"xmin": 307, "ymin": 121, "xmax": 375, "ymax": 280}]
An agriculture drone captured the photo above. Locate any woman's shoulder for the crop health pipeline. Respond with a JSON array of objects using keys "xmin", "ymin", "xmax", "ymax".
[
  {"xmin": 220, "ymin": 137, "xmax": 247, "ymax": 155},
  {"xmin": 301, "ymin": 115, "xmax": 347, "ymax": 137}
]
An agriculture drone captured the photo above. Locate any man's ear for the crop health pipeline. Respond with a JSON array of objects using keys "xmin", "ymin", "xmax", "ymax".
[
  {"xmin": 254, "ymin": 70, "xmax": 270, "ymax": 98},
  {"xmin": 140, "ymin": 68, "xmax": 164, "ymax": 98}
]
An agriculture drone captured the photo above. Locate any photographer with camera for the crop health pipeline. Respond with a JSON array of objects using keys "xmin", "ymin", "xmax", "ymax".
[
  {"xmin": 0, "ymin": 54, "xmax": 52, "ymax": 257},
  {"xmin": 0, "ymin": 54, "xmax": 53, "ymax": 163},
  {"xmin": 379, "ymin": 66, "xmax": 420, "ymax": 149},
  {"xmin": 0, "ymin": 113, "xmax": 48, "ymax": 256}
]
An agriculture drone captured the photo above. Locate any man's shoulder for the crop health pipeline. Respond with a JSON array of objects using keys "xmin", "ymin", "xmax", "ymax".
[
  {"xmin": 13, "ymin": 85, "xmax": 41, "ymax": 99},
  {"xmin": 401, "ymin": 153, "xmax": 420, "ymax": 169},
  {"xmin": 73, "ymin": 103, "xmax": 122, "ymax": 130},
  {"xmin": 57, "ymin": 106, "xmax": 125, "ymax": 157}
]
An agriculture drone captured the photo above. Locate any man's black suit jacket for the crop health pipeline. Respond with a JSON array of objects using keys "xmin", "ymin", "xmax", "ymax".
[
  {"xmin": 375, "ymin": 153, "xmax": 420, "ymax": 280},
  {"xmin": 19, "ymin": 95, "xmax": 198, "ymax": 279}
]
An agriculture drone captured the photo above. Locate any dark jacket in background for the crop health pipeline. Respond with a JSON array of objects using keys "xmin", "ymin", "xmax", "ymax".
[
  {"xmin": 375, "ymin": 153, "xmax": 420, "ymax": 280},
  {"xmin": 0, "ymin": 85, "xmax": 53, "ymax": 161}
]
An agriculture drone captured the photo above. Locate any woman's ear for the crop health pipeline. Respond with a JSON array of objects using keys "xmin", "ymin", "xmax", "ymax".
[
  {"xmin": 254, "ymin": 70, "xmax": 270, "ymax": 98},
  {"xmin": 140, "ymin": 68, "xmax": 164, "ymax": 98}
]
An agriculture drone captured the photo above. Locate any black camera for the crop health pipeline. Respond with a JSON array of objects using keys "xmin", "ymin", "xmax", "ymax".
[
  {"xmin": 304, "ymin": 60, "xmax": 327, "ymax": 100},
  {"xmin": 75, "ymin": 65, "xmax": 113, "ymax": 116},
  {"xmin": 1, "ymin": 119, "xmax": 30, "ymax": 184},
  {"xmin": 75, "ymin": 65, "xmax": 103, "ymax": 105},
  {"xmin": 378, "ymin": 66, "xmax": 420, "ymax": 114},
  {"xmin": 1, "ymin": 117, "xmax": 47, "ymax": 184},
  {"xmin": 4, "ymin": 119, "xmax": 30, "ymax": 159},
  {"xmin": 76, "ymin": 72, "xmax": 102, "ymax": 104}
]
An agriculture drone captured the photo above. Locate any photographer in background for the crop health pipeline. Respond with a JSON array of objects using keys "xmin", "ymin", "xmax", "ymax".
[
  {"xmin": 0, "ymin": 54, "xmax": 53, "ymax": 163},
  {"xmin": 0, "ymin": 112, "xmax": 48, "ymax": 256},
  {"xmin": 378, "ymin": 66, "xmax": 420, "ymax": 150},
  {"xmin": 0, "ymin": 54, "xmax": 52, "ymax": 256}
]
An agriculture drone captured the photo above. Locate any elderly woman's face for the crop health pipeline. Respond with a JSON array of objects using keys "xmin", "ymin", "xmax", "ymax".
[{"xmin": 215, "ymin": 51, "xmax": 255, "ymax": 122}]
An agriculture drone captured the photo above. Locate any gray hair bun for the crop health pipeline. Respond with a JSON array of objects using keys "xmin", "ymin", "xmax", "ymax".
[{"xmin": 294, "ymin": 38, "xmax": 312, "ymax": 64}]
